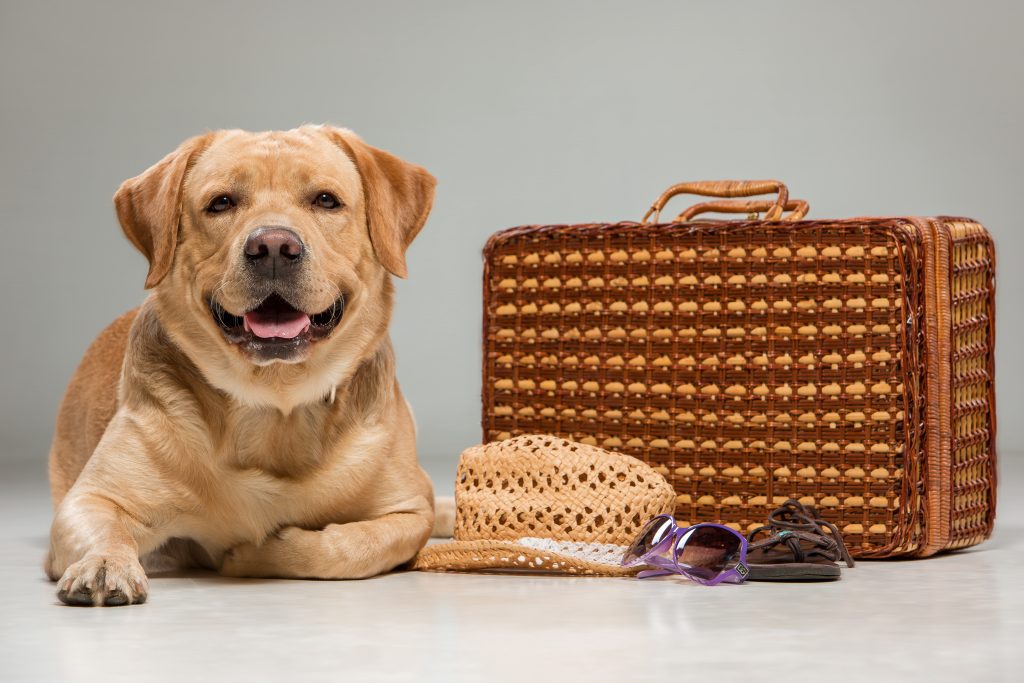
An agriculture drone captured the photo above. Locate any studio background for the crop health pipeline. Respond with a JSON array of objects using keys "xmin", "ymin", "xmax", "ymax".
[{"xmin": 1, "ymin": 0, "xmax": 1020, "ymax": 494}]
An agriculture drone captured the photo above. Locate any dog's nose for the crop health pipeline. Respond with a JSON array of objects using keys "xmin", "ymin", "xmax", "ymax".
[{"xmin": 244, "ymin": 227, "xmax": 304, "ymax": 277}]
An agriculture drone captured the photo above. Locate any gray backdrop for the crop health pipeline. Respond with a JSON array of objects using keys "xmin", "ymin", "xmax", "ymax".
[{"xmin": 1, "ymin": 0, "xmax": 1020, "ymax": 486}]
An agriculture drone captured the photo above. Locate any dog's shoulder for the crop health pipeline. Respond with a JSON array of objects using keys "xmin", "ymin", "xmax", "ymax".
[
  {"xmin": 48, "ymin": 307, "xmax": 140, "ymax": 503},
  {"xmin": 120, "ymin": 299, "xmax": 221, "ymax": 410}
]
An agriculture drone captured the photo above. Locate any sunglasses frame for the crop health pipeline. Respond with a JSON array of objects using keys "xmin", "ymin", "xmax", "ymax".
[{"xmin": 621, "ymin": 514, "xmax": 750, "ymax": 586}]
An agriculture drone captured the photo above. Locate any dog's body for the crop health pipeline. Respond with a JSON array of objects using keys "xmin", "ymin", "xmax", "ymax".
[{"xmin": 46, "ymin": 126, "xmax": 437, "ymax": 606}]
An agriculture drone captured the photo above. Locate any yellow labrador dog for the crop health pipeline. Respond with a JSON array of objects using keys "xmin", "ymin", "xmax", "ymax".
[{"xmin": 45, "ymin": 125, "xmax": 438, "ymax": 606}]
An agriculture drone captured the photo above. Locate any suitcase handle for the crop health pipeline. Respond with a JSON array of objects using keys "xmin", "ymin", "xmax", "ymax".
[
  {"xmin": 642, "ymin": 179, "xmax": 789, "ymax": 223},
  {"xmin": 676, "ymin": 198, "xmax": 809, "ymax": 222}
]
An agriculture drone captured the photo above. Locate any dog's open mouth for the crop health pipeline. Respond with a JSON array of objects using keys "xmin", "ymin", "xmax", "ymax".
[{"xmin": 209, "ymin": 293, "xmax": 345, "ymax": 361}]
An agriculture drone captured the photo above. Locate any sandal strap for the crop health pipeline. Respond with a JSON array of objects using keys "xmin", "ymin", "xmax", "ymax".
[
  {"xmin": 747, "ymin": 527, "xmax": 841, "ymax": 564},
  {"xmin": 747, "ymin": 499, "xmax": 855, "ymax": 567}
]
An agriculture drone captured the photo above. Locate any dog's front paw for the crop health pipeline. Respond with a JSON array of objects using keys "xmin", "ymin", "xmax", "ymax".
[
  {"xmin": 56, "ymin": 555, "xmax": 148, "ymax": 607},
  {"xmin": 220, "ymin": 527, "xmax": 316, "ymax": 578},
  {"xmin": 218, "ymin": 542, "xmax": 261, "ymax": 577}
]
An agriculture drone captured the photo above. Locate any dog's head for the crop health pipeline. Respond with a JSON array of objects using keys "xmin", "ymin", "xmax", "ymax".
[{"xmin": 114, "ymin": 125, "xmax": 435, "ymax": 408}]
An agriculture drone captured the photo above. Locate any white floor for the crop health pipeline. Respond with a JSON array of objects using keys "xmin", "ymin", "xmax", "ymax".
[{"xmin": 2, "ymin": 456, "xmax": 1022, "ymax": 683}]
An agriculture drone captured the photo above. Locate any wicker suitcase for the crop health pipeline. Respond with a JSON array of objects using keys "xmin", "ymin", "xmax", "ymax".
[{"xmin": 481, "ymin": 180, "xmax": 996, "ymax": 558}]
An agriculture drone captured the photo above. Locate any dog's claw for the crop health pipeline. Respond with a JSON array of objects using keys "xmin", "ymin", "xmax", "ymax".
[
  {"xmin": 58, "ymin": 586, "xmax": 97, "ymax": 606},
  {"xmin": 104, "ymin": 589, "xmax": 128, "ymax": 606}
]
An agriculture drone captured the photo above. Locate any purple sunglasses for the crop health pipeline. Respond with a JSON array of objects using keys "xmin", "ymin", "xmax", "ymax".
[{"xmin": 621, "ymin": 515, "xmax": 750, "ymax": 586}]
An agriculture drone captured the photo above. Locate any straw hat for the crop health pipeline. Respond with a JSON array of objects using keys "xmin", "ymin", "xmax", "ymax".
[{"xmin": 413, "ymin": 435, "xmax": 676, "ymax": 576}]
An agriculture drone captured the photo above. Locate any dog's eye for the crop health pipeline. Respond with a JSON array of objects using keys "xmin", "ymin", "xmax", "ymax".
[
  {"xmin": 206, "ymin": 195, "xmax": 236, "ymax": 213},
  {"xmin": 313, "ymin": 192, "xmax": 342, "ymax": 210}
]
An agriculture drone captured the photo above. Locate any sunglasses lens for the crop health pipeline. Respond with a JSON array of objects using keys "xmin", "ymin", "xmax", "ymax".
[
  {"xmin": 622, "ymin": 516, "xmax": 675, "ymax": 565},
  {"xmin": 676, "ymin": 526, "xmax": 742, "ymax": 580}
]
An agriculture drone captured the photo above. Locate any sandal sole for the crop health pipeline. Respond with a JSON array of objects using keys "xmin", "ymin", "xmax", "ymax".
[{"xmin": 745, "ymin": 563, "xmax": 841, "ymax": 582}]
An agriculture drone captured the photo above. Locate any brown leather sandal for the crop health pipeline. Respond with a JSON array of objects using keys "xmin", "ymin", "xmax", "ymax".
[{"xmin": 745, "ymin": 500, "xmax": 855, "ymax": 581}]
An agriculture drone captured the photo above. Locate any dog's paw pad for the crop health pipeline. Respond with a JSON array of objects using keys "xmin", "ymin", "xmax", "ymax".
[{"xmin": 56, "ymin": 556, "xmax": 148, "ymax": 607}]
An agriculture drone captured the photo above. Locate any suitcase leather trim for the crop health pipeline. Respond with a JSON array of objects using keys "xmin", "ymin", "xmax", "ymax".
[{"xmin": 910, "ymin": 217, "xmax": 953, "ymax": 556}]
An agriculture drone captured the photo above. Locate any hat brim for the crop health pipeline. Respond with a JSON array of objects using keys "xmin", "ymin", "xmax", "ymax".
[{"xmin": 412, "ymin": 539, "xmax": 637, "ymax": 576}]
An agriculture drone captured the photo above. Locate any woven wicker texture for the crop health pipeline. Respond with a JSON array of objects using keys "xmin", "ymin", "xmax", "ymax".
[
  {"xmin": 946, "ymin": 221, "xmax": 997, "ymax": 550},
  {"xmin": 413, "ymin": 434, "xmax": 676, "ymax": 575},
  {"xmin": 481, "ymin": 199, "xmax": 996, "ymax": 558}
]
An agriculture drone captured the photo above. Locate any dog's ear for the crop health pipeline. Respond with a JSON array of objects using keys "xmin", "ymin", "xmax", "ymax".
[
  {"xmin": 324, "ymin": 127, "xmax": 436, "ymax": 278},
  {"xmin": 114, "ymin": 133, "xmax": 214, "ymax": 288}
]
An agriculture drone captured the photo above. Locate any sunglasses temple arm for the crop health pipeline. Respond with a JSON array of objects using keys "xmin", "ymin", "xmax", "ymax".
[
  {"xmin": 641, "ymin": 554, "xmax": 678, "ymax": 570},
  {"xmin": 629, "ymin": 552, "xmax": 681, "ymax": 578},
  {"xmin": 636, "ymin": 568, "xmax": 675, "ymax": 579},
  {"xmin": 705, "ymin": 565, "xmax": 749, "ymax": 586}
]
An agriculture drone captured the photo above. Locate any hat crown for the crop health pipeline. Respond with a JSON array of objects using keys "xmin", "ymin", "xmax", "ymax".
[{"xmin": 452, "ymin": 435, "xmax": 676, "ymax": 546}]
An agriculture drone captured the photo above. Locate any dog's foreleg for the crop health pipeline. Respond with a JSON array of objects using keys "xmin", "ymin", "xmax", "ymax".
[
  {"xmin": 219, "ymin": 498, "xmax": 433, "ymax": 579},
  {"xmin": 46, "ymin": 490, "xmax": 152, "ymax": 606}
]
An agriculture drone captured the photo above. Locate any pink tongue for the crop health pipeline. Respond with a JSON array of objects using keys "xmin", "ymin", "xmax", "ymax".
[{"xmin": 243, "ymin": 310, "xmax": 311, "ymax": 339}]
